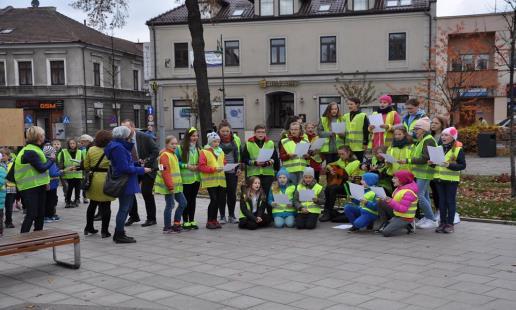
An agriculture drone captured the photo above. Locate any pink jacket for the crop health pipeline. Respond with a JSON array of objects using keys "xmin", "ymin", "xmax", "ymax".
[{"xmin": 388, "ymin": 181, "xmax": 418, "ymax": 213}]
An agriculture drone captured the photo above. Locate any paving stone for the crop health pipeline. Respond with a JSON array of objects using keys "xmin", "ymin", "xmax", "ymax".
[
  {"xmin": 360, "ymin": 298, "xmax": 409, "ymax": 310},
  {"xmin": 221, "ymin": 295, "xmax": 266, "ymax": 309},
  {"xmin": 135, "ymin": 288, "xmax": 177, "ymax": 301},
  {"xmin": 289, "ymin": 296, "xmax": 338, "ymax": 310},
  {"xmin": 240, "ymin": 285, "xmax": 305, "ymax": 304}
]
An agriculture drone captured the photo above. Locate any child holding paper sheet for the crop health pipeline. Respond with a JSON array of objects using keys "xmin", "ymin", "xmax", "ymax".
[
  {"xmin": 305, "ymin": 122, "xmax": 323, "ymax": 182},
  {"xmin": 294, "ymin": 168, "xmax": 325, "ymax": 229},
  {"xmin": 318, "ymin": 102, "xmax": 346, "ymax": 165},
  {"xmin": 385, "ymin": 126, "xmax": 413, "ymax": 177},
  {"xmin": 279, "ymin": 122, "xmax": 309, "ymax": 185},
  {"xmin": 344, "ymin": 173, "xmax": 379, "ymax": 232},
  {"xmin": 239, "ymin": 177, "xmax": 271, "ymax": 230},
  {"xmin": 431, "ymin": 127, "xmax": 466, "ymax": 234},
  {"xmin": 268, "ymin": 168, "xmax": 296, "ymax": 228},
  {"xmin": 368, "ymin": 95, "xmax": 401, "ymax": 148}
]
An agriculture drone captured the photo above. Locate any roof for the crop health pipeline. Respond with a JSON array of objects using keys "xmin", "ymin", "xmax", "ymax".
[
  {"xmin": 147, "ymin": 0, "xmax": 432, "ymax": 26},
  {"xmin": 0, "ymin": 6, "xmax": 142, "ymax": 56}
]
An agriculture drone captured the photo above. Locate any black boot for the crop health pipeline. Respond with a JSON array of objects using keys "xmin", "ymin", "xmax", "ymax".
[
  {"xmin": 113, "ymin": 231, "xmax": 136, "ymax": 243},
  {"xmin": 319, "ymin": 211, "xmax": 332, "ymax": 222}
]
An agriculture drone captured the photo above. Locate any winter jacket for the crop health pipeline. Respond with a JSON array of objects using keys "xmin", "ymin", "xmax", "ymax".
[
  {"xmin": 387, "ymin": 181, "xmax": 419, "ymax": 215},
  {"xmin": 0, "ymin": 165, "xmax": 6, "ymax": 209},
  {"xmin": 48, "ymin": 162, "xmax": 62, "ymax": 191},
  {"xmin": 240, "ymin": 192, "xmax": 267, "ymax": 222},
  {"xmin": 104, "ymin": 138, "xmax": 145, "ymax": 196}
]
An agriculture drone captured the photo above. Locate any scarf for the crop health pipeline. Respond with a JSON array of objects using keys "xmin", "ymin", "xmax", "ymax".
[
  {"xmin": 391, "ymin": 137, "xmax": 410, "ymax": 148},
  {"xmin": 376, "ymin": 106, "xmax": 393, "ymax": 115}
]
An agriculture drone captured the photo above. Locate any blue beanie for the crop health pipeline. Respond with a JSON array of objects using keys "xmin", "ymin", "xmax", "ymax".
[
  {"xmin": 276, "ymin": 167, "xmax": 289, "ymax": 179},
  {"xmin": 362, "ymin": 173, "xmax": 379, "ymax": 187}
]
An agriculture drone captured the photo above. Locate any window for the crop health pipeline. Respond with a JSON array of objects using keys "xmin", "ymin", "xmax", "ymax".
[
  {"xmin": 50, "ymin": 60, "xmax": 65, "ymax": 85},
  {"xmin": 232, "ymin": 9, "xmax": 244, "ymax": 16},
  {"xmin": 476, "ymin": 54, "xmax": 489, "ymax": 70},
  {"xmin": 260, "ymin": 0, "xmax": 273, "ymax": 16},
  {"xmin": 462, "ymin": 54, "xmax": 474, "ymax": 71},
  {"xmin": 18, "ymin": 61, "xmax": 32, "ymax": 86},
  {"xmin": 270, "ymin": 38, "xmax": 286, "ymax": 65},
  {"xmin": 320, "ymin": 36, "xmax": 336, "ymax": 63},
  {"xmin": 133, "ymin": 70, "xmax": 139, "ymax": 90},
  {"xmin": 174, "ymin": 43, "xmax": 189, "ymax": 68},
  {"xmin": 319, "ymin": 4, "xmax": 330, "ymax": 11},
  {"xmin": 451, "ymin": 58, "xmax": 463, "ymax": 71},
  {"xmin": 319, "ymin": 96, "xmax": 341, "ymax": 117},
  {"xmin": 224, "ymin": 41, "xmax": 240, "ymax": 67},
  {"xmin": 133, "ymin": 109, "xmax": 141, "ymax": 128},
  {"xmin": 387, "ymin": 0, "xmax": 411, "ymax": 6},
  {"xmin": 0, "ymin": 28, "xmax": 14, "ymax": 34},
  {"xmin": 225, "ymin": 98, "xmax": 244, "ymax": 128},
  {"xmin": 279, "ymin": 0, "xmax": 294, "ymax": 15},
  {"xmin": 354, "ymin": 0, "xmax": 368, "ymax": 10},
  {"xmin": 173, "ymin": 99, "xmax": 192, "ymax": 129},
  {"xmin": 0, "ymin": 61, "xmax": 5, "ymax": 86},
  {"xmin": 93, "ymin": 62, "xmax": 101, "ymax": 86},
  {"xmin": 389, "ymin": 33, "xmax": 406, "ymax": 61}
]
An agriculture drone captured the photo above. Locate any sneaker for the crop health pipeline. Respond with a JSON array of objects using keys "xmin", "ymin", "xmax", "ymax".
[
  {"xmin": 206, "ymin": 221, "xmax": 218, "ymax": 229},
  {"xmin": 52, "ymin": 215, "xmax": 61, "ymax": 221},
  {"xmin": 415, "ymin": 217, "xmax": 427, "ymax": 228},
  {"xmin": 190, "ymin": 221, "xmax": 199, "ymax": 230},
  {"xmin": 348, "ymin": 226, "xmax": 359, "ymax": 233},
  {"xmin": 435, "ymin": 224, "xmax": 445, "ymax": 233},
  {"xmin": 171, "ymin": 223, "xmax": 182, "ymax": 233},
  {"xmin": 417, "ymin": 218, "xmax": 438, "ymax": 229},
  {"xmin": 319, "ymin": 212, "xmax": 332, "ymax": 222},
  {"xmin": 163, "ymin": 227, "xmax": 173, "ymax": 234},
  {"xmin": 375, "ymin": 221, "xmax": 389, "ymax": 234},
  {"xmin": 215, "ymin": 221, "xmax": 222, "ymax": 229},
  {"xmin": 44, "ymin": 217, "xmax": 54, "ymax": 223},
  {"xmin": 228, "ymin": 216, "xmax": 239, "ymax": 224},
  {"xmin": 453, "ymin": 213, "xmax": 461, "ymax": 224},
  {"xmin": 219, "ymin": 216, "xmax": 227, "ymax": 224},
  {"xmin": 443, "ymin": 224, "xmax": 455, "ymax": 233},
  {"xmin": 83, "ymin": 198, "xmax": 89, "ymax": 204},
  {"xmin": 182, "ymin": 222, "xmax": 192, "ymax": 230}
]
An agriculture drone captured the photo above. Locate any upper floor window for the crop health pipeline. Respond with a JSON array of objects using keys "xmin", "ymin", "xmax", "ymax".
[
  {"xmin": 279, "ymin": 0, "xmax": 294, "ymax": 15},
  {"xmin": 270, "ymin": 38, "xmax": 286, "ymax": 65},
  {"xmin": 389, "ymin": 33, "xmax": 406, "ymax": 61},
  {"xmin": 225, "ymin": 41, "xmax": 240, "ymax": 66},
  {"xmin": 354, "ymin": 0, "xmax": 368, "ymax": 10},
  {"xmin": 476, "ymin": 54, "xmax": 489, "ymax": 70},
  {"xmin": 133, "ymin": 70, "xmax": 139, "ymax": 90},
  {"xmin": 319, "ymin": 4, "xmax": 330, "ymax": 12},
  {"xmin": 50, "ymin": 60, "xmax": 65, "ymax": 85},
  {"xmin": 18, "ymin": 61, "xmax": 32, "ymax": 86},
  {"xmin": 261, "ymin": 0, "xmax": 274, "ymax": 16},
  {"xmin": 387, "ymin": 0, "xmax": 412, "ymax": 7},
  {"xmin": 0, "ymin": 61, "xmax": 5, "ymax": 86},
  {"xmin": 462, "ymin": 54, "xmax": 475, "ymax": 71},
  {"xmin": 174, "ymin": 42, "xmax": 189, "ymax": 68},
  {"xmin": 93, "ymin": 62, "xmax": 101, "ymax": 86},
  {"xmin": 320, "ymin": 36, "xmax": 336, "ymax": 63}
]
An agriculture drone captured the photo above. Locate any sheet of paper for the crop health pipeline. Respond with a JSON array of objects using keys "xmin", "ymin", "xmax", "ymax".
[
  {"xmin": 273, "ymin": 193, "xmax": 291, "ymax": 205},
  {"xmin": 368, "ymin": 114, "xmax": 385, "ymax": 133},
  {"xmin": 348, "ymin": 182, "xmax": 365, "ymax": 200},
  {"xmin": 299, "ymin": 189, "xmax": 315, "ymax": 202},
  {"xmin": 370, "ymin": 186, "xmax": 387, "ymax": 199},
  {"xmin": 331, "ymin": 122, "xmax": 346, "ymax": 134},
  {"xmin": 309, "ymin": 138, "xmax": 327, "ymax": 150},
  {"xmin": 256, "ymin": 148, "xmax": 274, "ymax": 162},
  {"xmin": 379, "ymin": 153, "xmax": 396, "ymax": 164},
  {"xmin": 294, "ymin": 142, "xmax": 311, "ymax": 157},
  {"xmin": 223, "ymin": 163, "xmax": 240, "ymax": 172},
  {"xmin": 428, "ymin": 145, "xmax": 446, "ymax": 165},
  {"xmin": 332, "ymin": 224, "xmax": 353, "ymax": 230}
]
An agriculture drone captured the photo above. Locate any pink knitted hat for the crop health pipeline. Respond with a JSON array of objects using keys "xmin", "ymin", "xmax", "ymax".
[
  {"xmin": 441, "ymin": 127, "xmax": 458, "ymax": 140},
  {"xmin": 379, "ymin": 95, "xmax": 393, "ymax": 104}
]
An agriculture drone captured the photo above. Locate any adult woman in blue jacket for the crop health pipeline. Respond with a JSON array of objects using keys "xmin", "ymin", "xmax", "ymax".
[{"xmin": 104, "ymin": 126, "xmax": 151, "ymax": 243}]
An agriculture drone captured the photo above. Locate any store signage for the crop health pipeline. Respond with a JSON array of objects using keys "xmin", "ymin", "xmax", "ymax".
[
  {"xmin": 16, "ymin": 100, "xmax": 64, "ymax": 110},
  {"xmin": 259, "ymin": 79, "xmax": 299, "ymax": 88}
]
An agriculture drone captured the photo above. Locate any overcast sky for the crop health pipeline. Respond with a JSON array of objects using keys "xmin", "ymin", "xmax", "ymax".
[{"xmin": 0, "ymin": 0, "xmax": 511, "ymax": 42}]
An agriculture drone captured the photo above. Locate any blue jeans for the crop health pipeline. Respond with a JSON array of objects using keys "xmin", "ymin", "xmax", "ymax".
[
  {"xmin": 116, "ymin": 194, "xmax": 134, "ymax": 233},
  {"xmin": 273, "ymin": 215, "xmax": 295, "ymax": 228},
  {"xmin": 164, "ymin": 193, "xmax": 187, "ymax": 229},
  {"xmin": 416, "ymin": 178, "xmax": 435, "ymax": 221},
  {"xmin": 344, "ymin": 204, "xmax": 378, "ymax": 229}
]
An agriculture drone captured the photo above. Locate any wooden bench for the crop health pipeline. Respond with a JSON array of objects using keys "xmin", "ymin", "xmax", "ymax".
[{"xmin": 0, "ymin": 229, "xmax": 80, "ymax": 269}]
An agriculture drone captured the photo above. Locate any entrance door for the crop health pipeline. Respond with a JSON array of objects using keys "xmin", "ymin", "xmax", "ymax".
[{"xmin": 266, "ymin": 92, "xmax": 294, "ymax": 129}]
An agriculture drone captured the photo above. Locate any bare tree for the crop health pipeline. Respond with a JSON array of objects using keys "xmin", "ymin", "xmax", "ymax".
[
  {"xmin": 70, "ymin": 0, "xmax": 128, "ymax": 30},
  {"xmin": 335, "ymin": 73, "xmax": 376, "ymax": 105}
]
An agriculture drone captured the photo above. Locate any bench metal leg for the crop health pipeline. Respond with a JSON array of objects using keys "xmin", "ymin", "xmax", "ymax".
[{"xmin": 53, "ymin": 242, "xmax": 81, "ymax": 269}]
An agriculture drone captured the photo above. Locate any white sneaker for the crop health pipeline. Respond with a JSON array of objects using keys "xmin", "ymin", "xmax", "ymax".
[
  {"xmin": 417, "ymin": 218, "xmax": 438, "ymax": 229},
  {"xmin": 415, "ymin": 217, "xmax": 428, "ymax": 228},
  {"xmin": 454, "ymin": 213, "xmax": 460, "ymax": 224}
]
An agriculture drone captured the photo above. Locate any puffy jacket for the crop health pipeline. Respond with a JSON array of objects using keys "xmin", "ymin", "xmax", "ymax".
[
  {"xmin": 104, "ymin": 139, "xmax": 145, "ymax": 196},
  {"xmin": 388, "ymin": 181, "xmax": 418, "ymax": 213},
  {"xmin": 48, "ymin": 162, "xmax": 62, "ymax": 190}
]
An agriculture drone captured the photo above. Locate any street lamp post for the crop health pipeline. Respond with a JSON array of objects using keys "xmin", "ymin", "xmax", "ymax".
[{"xmin": 216, "ymin": 34, "xmax": 226, "ymax": 119}]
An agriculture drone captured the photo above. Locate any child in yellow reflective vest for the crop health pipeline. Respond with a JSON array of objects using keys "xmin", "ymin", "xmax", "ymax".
[
  {"xmin": 384, "ymin": 126, "xmax": 413, "ymax": 177},
  {"xmin": 344, "ymin": 173, "xmax": 379, "ymax": 232},
  {"xmin": 305, "ymin": 122, "xmax": 323, "ymax": 182},
  {"xmin": 268, "ymin": 168, "xmax": 296, "ymax": 228},
  {"xmin": 154, "ymin": 135, "xmax": 187, "ymax": 234},
  {"xmin": 294, "ymin": 167, "xmax": 325, "ymax": 229},
  {"xmin": 430, "ymin": 127, "xmax": 466, "ymax": 234},
  {"xmin": 368, "ymin": 95, "xmax": 401, "ymax": 148},
  {"xmin": 279, "ymin": 122, "xmax": 309, "ymax": 185},
  {"xmin": 239, "ymin": 176, "xmax": 271, "ymax": 230},
  {"xmin": 0, "ymin": 148, "xmax": 16, "ymax": 229},
  {"xmin": 58, "ymin": 138, "xmax": 83, "ymax": 208}
]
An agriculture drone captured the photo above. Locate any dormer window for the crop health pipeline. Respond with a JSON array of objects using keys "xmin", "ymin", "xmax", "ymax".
[
  {"xmin": 232, "ymin": 9, "xmax": 244, "ymax": 16},
  {"xmin": 354, "ymin": 0, "xmax": 368, "ymax": 10},
  {"xmin": 387, "ymin": 0, "xmax": 412, "ymax": 7},
  {"xmin": 318, "ymin": 4, "xmax": 330, "ymax": 12},
  {"xmin": 260, "ymin": 0, "xmax": 274, "ymax": 16},
  {"xmin": 279, "ymin": 0, "xmax": 294, "ymax": 15}
]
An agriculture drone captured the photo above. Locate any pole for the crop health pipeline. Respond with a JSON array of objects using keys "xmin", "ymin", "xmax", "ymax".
[
  {"xmin": 220, "ymin": 34, "xmax": 226, "ymax": 120},
  {"xmin": 111, "ymin": 32, "xmax": 119, "ymax": 126},
  {"xmin": 158, "ymin": 87, "xmax": 165, "ymax": 149},
  {"xmin": 509, "ymin": 9, "xmax": 515, "ymax": 197}
]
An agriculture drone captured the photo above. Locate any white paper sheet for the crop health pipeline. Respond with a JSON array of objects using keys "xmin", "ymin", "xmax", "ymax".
[
  {"xmin": 331, "ymin": 122, "xmax": 346, "ymax": 134},
  {"xmin": 256, "ymin": 148, "xmax": 274, "ymax": 162},
  {"xmin": 348, "ymin": 182, "xmax": 365, "ymax": 200},
  {"xmin": 299, "ymin": 189, "xmax": 315, "ymax": 202},
  {"xmin": 332, "ymin": 224, "xmax": 353, "ymax": 230},
  {"xmin": 294, "ymin": 142, "xmax": 311, "ymax": 157},
  {"xmin": 223, "ymin": 163, "xmax": 240, "ymax": 172},
  {"xmin": 379, "ymin": 153, "xmax": 396, "ymax": 164},
  {"xmin": 273, "ymin": 193, "xmax": 291, "ymax": 205},
  {"xmin": 428, "ymin": 145, "xmax": 446, "ymax": 165},
  {"xmin": 370, "ymin": 186, "xmax": 387, "ymax": 199},
  {"xmin": 309, "ymin": 138, "xmax": 327, "ymax": 150},
  {"xmin": 368, "ymin": 114, "xmax": 385, "ymax": 133}
]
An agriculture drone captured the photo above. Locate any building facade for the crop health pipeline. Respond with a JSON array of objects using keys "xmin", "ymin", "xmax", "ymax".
[
  {"xmin": 147, "ymin": 0, "xmax": 436, "ymax": 138},
  {"xmin": 437, "ymin": 13, "xmax": 511, "ymax": 127},
  {"xmin": 0, "ymin": 6, "xmax": 150, "ymax": 140}
]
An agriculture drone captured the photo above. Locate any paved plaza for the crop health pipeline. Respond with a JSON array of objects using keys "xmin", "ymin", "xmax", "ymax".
[
  {"xmin": 1, "ymin": 194, "xmax": 516, "ymax": 310},
  {"xmin": 464, "ymin": 156, "xmax": 510, "ymax": 176}
]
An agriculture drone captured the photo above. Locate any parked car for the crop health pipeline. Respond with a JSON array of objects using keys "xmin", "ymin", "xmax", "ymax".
[{"xmin": 497, "ymin": 116, "xmax": 516, "ymax": 128}]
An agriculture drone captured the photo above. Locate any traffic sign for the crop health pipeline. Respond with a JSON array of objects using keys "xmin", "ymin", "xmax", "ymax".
[
  {"xmin": 24, "ymin": 115, "xmax": 33, "ymax": 124},
  {"xmin": 147, "ymin": 106, "xmax": 154, "ymax": 115},
  {"xmin": 62, "ymin": 116, "xmax": 71, "ymax": 124},
  {"xmin": 110, "ymin": 115, "xmax": 117, "ymax": 124}
]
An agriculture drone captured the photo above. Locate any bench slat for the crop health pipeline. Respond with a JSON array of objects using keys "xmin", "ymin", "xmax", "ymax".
[{"xmin": 0, "ymin": 229, "xmax": 79, "ymax": 248}]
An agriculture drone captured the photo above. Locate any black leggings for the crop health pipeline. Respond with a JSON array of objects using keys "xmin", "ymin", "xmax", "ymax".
[
  {"xmin": 207, "ymin": 187, "xmax": 226, "ymax": 222},
  {"xmin": 238, "ymin": 213, "xmax": 271, "ymax": 230},
  {"xmin": 221, "ymin": 173, "xmax": 238, "ymax": 218},
  {"xmin": 20, "ymin": 185, "xmax": 47, "ymax": 233},
  {"xmin": 296, "ymin": 213, "xmax": 319, "ymax": 229},
  {"xmin": 65, "ymin": 179, "xmax": 81, "ymax": 203},
  {"xmin": 86, "ymin": 201, "xmax": 112, "ymax": 233},
  {"xmin": 182, "ymin": 182, "xmax": 200, "ymax": 222},
  {"xmin": 4, "ymin": 193, "xmax": 15, "ymax": 225},
  {"xmin": 45, "ymin": 189, "xmax": 58, "ymax": 218}
]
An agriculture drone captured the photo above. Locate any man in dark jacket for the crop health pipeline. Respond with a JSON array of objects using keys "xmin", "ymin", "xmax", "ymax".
[{"xmin": 121, "ymin": 120, "xmax": 159, "ymax": 227}]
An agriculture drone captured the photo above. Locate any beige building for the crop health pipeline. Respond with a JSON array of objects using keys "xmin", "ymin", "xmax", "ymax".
[
  {"xmin": 437, "ymin": 13, "xmax": 512, "ymax": 126},
  {"xmin": 147, "ymin": 0, "xmax": 436, "ymax": 137}
]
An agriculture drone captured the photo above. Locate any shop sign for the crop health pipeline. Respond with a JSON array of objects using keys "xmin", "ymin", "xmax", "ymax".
[
  {"xmin": 16, "ymin": 100, "xmax": 64, "ymax": 110},
  {"xmin": 259, "ymin": 79, "xmax": 299, "ymax": 88}
]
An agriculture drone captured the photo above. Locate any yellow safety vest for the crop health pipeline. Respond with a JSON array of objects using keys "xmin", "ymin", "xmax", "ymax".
[
  {"xmin": 393, "ymin": 189, "xmax": 418, "ymax": 219},
  {"xmin": 14, "ymin": 144, "xmax": 50, "ymax": 191},
  {"xmin": 369, "ymin": 110, "xmax": 397, "ymax": 148},
  {"xmin": 329, "ymin": 158, "xmax": 362, "ymax": 177},
  {"xmin": 281, "ymin": 138, "xmax": 308, "ymax": 173},
  {"xmin": 320, "ymin": 116, "xmax": 345, "ymax": 153},
  {"xmin": 296, "ymin": 183, "xmax": 323, "ymax": 214},
  {"xmin": 200, "ymin": 149, "xmax": 226, "ymax": 188},
  {"xmin": 386, "ymin": 145, "xmax": 412, "ymax": 176},
  {"xmin": 410, "ymin": 135, "xmax": 436, "ymax": 180},
  {"xmin": 361, "ymin": 190, "xmax": 378, "ymax": 215},
  {"xmin": 271, "ymin": 185, "xmax": 296, "ymax": 214},
  {"xmin": 435, "ymin": 146, "xmax": 462, "ymax": 182},
  {"xmin": 154, "ymin": 151, "xmax": 183, "ymax": 194},
  {"xmin": 177, "ymin": 145, "xmax": 201, "ymax": 184},
  {"xmin": 246, "ymin": 140, "xmax": 275, "ymax": 176},
  {"xmin": 344, "ymin": 112, "xmax": 367, "ymax": 152},
  {"xmin": 60, "ymin": 149, "xmax": 83, "ymax": 179}
]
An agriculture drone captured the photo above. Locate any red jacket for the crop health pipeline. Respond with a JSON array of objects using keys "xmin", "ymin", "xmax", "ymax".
[
  {"xmin": 279, "ymin": 136, "xmax": 303, "ymax": 161},
  {"xmin": 159, "ymin": 148, "xmax": 175, "ymax": 191},
  {"xmin": 198, "ymin": 147, "xmax": 227, "ymax": 174}
]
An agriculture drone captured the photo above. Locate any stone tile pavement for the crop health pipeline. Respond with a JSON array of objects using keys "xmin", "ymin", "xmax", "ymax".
[{"xmin": 1, "ymin": 193, "xmax": 516, "ymax": 310}]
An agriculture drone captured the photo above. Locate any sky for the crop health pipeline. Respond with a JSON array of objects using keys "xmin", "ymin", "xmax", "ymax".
[{"xmin": 0, "ymin": 0, "xmax": 512, "ymax": 42}]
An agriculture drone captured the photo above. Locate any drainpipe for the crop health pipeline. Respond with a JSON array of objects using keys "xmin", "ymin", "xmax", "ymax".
[
  {"xmin": 152, "ymin": 25, "xmax": 159, "ymax": 142},
  {"xmin": 82, "ymin": 46, "xmax": 88, "ymax": 134},
  {"xmin": 425, "ymin": 10, "xmax": 433, "ymax": 114}
]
